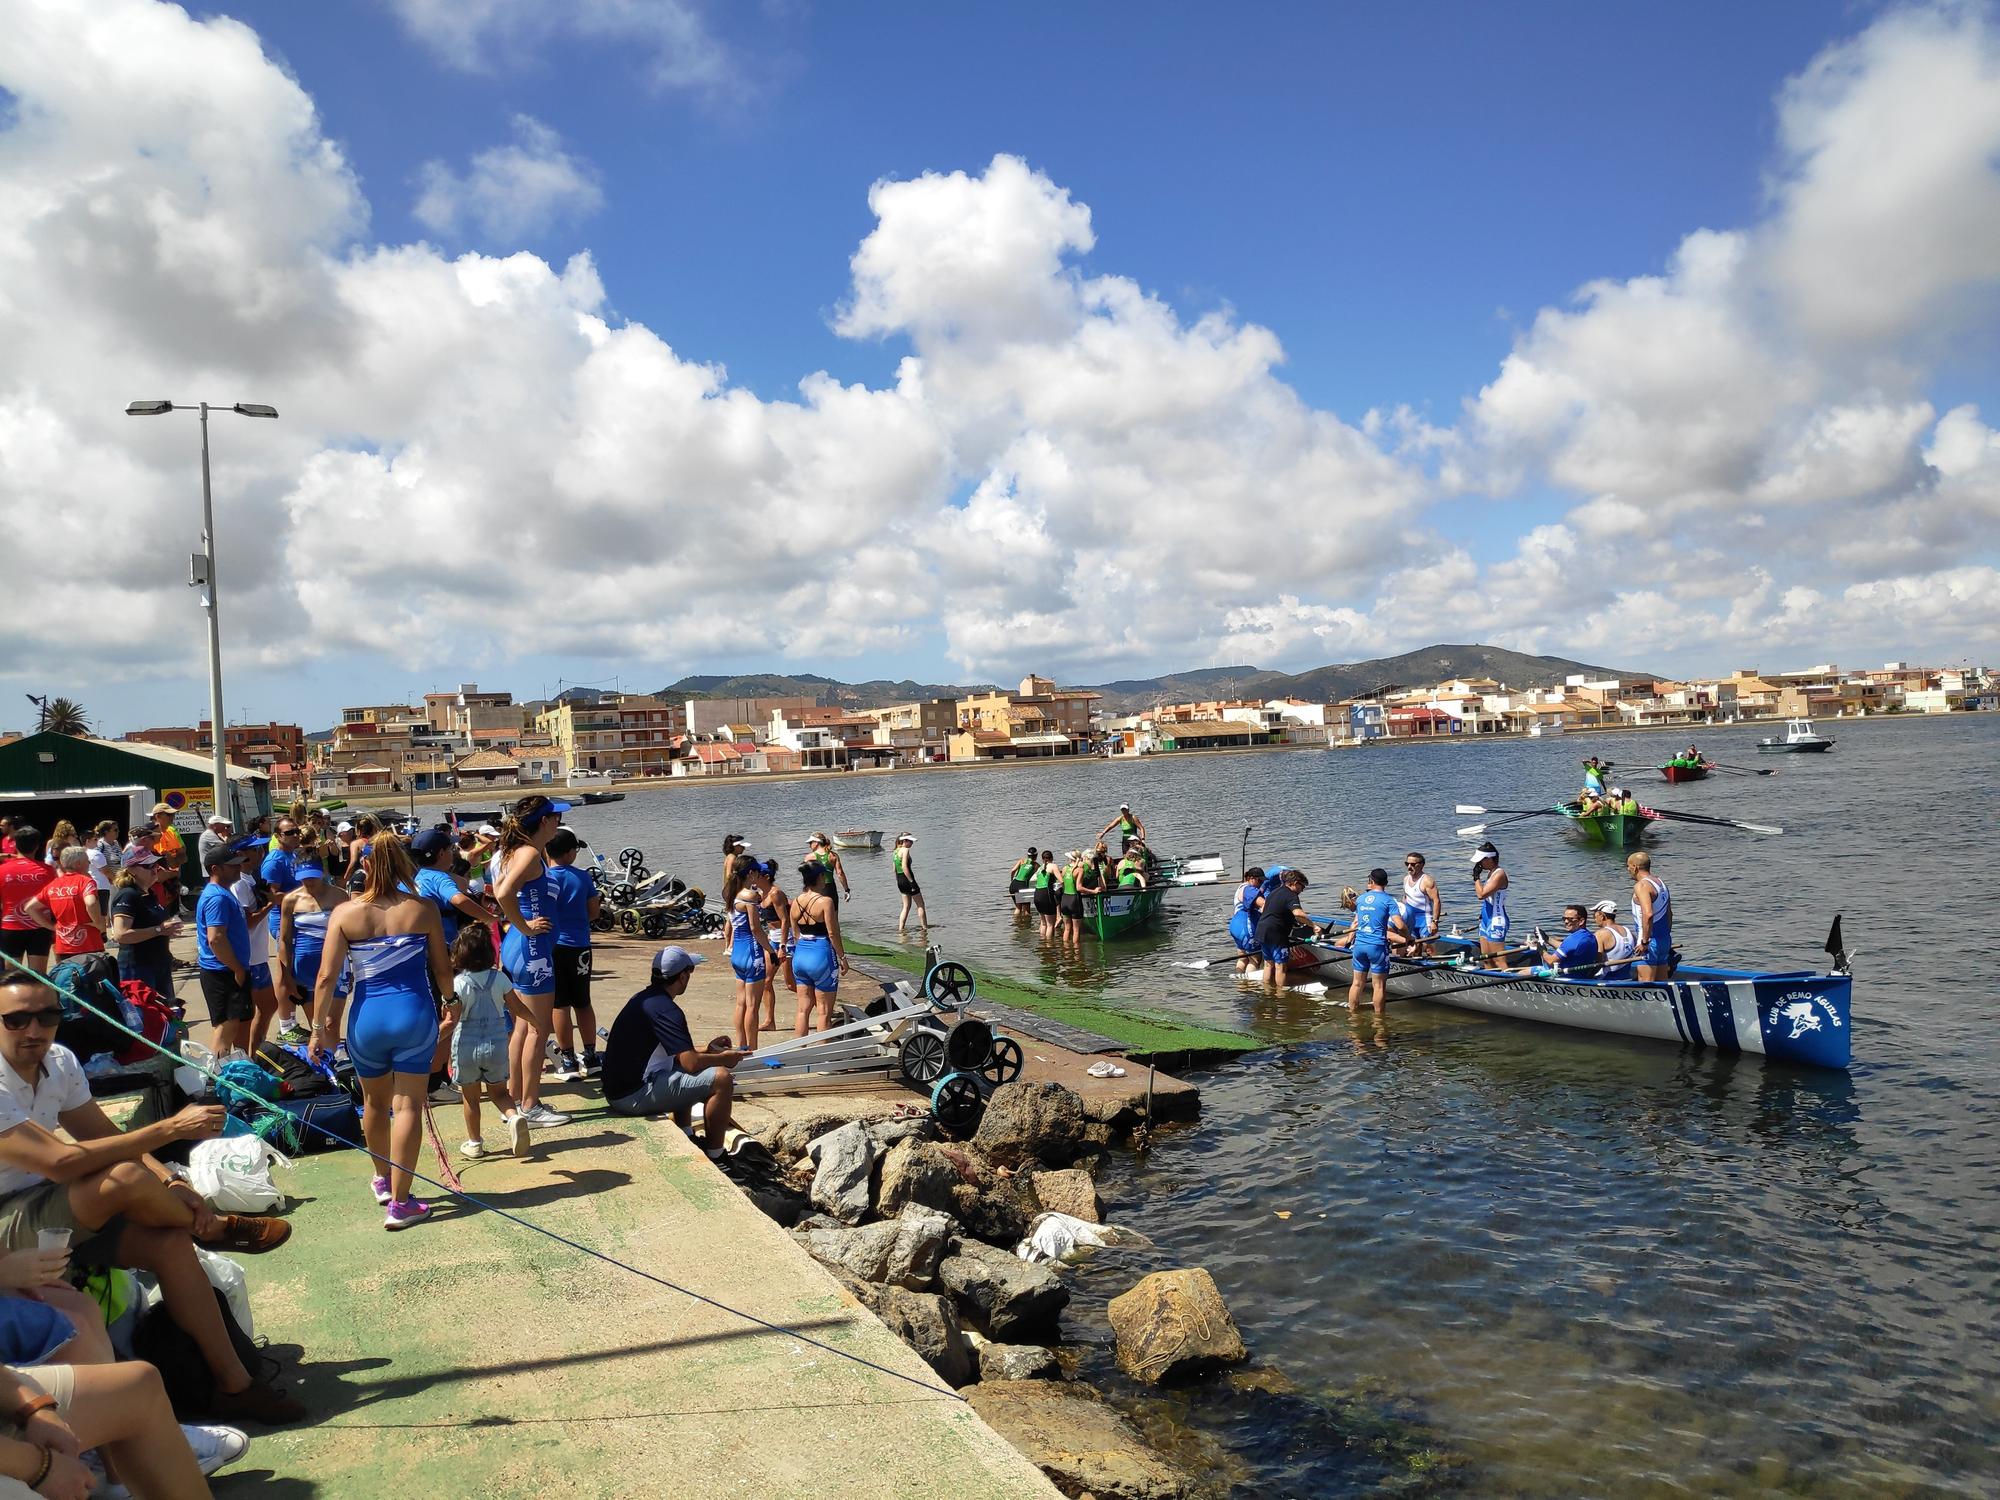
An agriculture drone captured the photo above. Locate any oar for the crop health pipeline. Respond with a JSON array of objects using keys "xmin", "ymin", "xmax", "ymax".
[
  {"xmin": 1308, "ymin": 942, "xmax": 1569, "ymax": 1003},
  {"xmin": 1456, "ymin": 810, "xmax": 1562, "ymax": 838},
  {"xmin": 1644, "ymin": 807, "xmax": 1783, "ymax": 836},
  {"xmin": 1705, "ymin": 761, "xmax": 1777, "ymax": 777}
]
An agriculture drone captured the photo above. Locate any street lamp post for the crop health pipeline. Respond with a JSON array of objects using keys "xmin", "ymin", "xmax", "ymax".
[{"xmin": 125, "ymin": 400, "xmax": 278, "ymax": 822}]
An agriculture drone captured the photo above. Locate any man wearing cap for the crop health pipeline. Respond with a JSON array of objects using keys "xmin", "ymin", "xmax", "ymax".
[
  {"xmin": 544, "ymin": 829, "xmax": 601, "ymax": 1080},
  {"xmin": 1100, "ymin": 803, "xmax": 1145, "ymax": 854},
  {"xmin": 108, "ymin": 848, "xmax": 182, "ymax": 999},
  {"xmin": 1587, "ymin": 899, "xmax": 1641, "ymax": 980},
  {"xmin": 196, "ymin": 814, "xmax": 232, "ymax": 875},
  {"xmin": 146, "ymin": 802, "xmax": 187, "ymax": 912},
  {"xmin": 195, "ymin": 839, "xmax": 258, "ymax": 1056},
  {"xmin": 410, "ymin": 828, "xmax": 486, "ymax": 948},
  {"xmin": 258, "ymin": 819, "xmax": 305, "ymax": 1043},
  {"xmin": 601, "ymin": 948, "xmax": 742, "ymax": 1155}
]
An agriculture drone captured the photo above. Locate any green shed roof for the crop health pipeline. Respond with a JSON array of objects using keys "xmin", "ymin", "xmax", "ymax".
[{"xmin": 0, "ymin": 732, "xmax": 267, "ymax": 797}]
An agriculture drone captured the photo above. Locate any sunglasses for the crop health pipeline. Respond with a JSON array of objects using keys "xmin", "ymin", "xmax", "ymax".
[
  {"xmin": 1405, "ymin": 861, "xmax": 1424, "ymax": 868},
  {"xmin": 1, "ymin": 1009, "xmax": 63, "ymax": 1032}
]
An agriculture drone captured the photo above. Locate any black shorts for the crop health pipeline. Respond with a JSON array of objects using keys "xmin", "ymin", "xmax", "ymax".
[
  {"xmin": 1032, "ymin": 887, "xmax": 1058, "ymax": 915},
  {"xmin": 0, "ymin": 930, "xmax": 52, "ymax": 961},
  {"xmin": 198, "ymin": 967, "xmax": 255, "ymax": 1024},
  {"xmin": 896, "ymin": 874, "xmax": 921, "ymax": 896},
  {"xmin": 1059, "ymin": 893, "xmax": 1082, "ymax": 917},
  {"xmin": 552, "ymin": 944, "xmax": 593, "ymax": 1011}
]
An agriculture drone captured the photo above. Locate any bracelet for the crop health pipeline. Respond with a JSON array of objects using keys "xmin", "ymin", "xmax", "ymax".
[
  {"xmin": 12, "ymin": 1394, "xmax": 58, "ymax": 1427},
  {"xmin": 27, "ymin": 1444, "xmax": 51, "ymax": 1488}
]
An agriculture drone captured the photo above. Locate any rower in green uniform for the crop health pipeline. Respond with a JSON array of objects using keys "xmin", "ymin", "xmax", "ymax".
[
  {"xmin": 1115, "ymin": 846, "xmax": 1148, "ymax": 887},
  {"xmin": 1060, "ymin": 850, "xmax": 1087, "ymax": 949},
  {"xmin": 1100, "ymin": 803, "xmax": 1145, "ymax": 854},
  {"xmin": 1008, "ymin": 847, "xmax": 1036, "ymax": 919},
  {"xmin": 892, "ymin": 833, "xmax": 927, "ymax": 936}
]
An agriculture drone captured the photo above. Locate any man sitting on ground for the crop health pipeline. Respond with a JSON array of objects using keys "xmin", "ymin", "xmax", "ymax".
[
  {"xmin": 0, "ymin": 970, "xmax": 302, "ymax": 1423},
  {"xmin": 601, "ymin": 947, "xmax": 742, "ymax": 1156}
]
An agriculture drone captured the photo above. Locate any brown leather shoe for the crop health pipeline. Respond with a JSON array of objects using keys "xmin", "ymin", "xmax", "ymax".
[
  {"xmin": 211, "ymin": 1377, "xmax": 306, "ymax": 1425},
  {"xmin": 197, "ymin": 1214, "xmax": 293, "ymax": 1255}
]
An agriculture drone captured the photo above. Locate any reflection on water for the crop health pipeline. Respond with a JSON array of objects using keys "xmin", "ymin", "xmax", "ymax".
[{"xmin": 564, "ymin": 717, "xmax": 2000, "ymax": 1497}]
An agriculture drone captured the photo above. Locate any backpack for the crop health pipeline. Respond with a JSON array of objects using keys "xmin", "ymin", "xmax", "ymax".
[
  {"xmin": 131, "ymin": 1288, "xmax": 270, "ymax": 1419},
  {"xmin": 251, "ymin": 1041, "xmax": 333, "ymax": 1098},
  {"xmin": 115, "ymin": 980, "xmax": 180, "ymax": 1065},
  {"xmin": 49, "ymin": 955, "xmax": 132, "ymax": 1065}
]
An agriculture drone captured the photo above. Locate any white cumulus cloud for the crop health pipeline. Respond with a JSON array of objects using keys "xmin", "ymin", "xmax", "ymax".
[
  {"xmin": 413, "ymin": 116, "xmax": 604, "ymax": 242},
  {"xmin": 384, "ymin": 0, "xmax": 735, "ymax": 97}
]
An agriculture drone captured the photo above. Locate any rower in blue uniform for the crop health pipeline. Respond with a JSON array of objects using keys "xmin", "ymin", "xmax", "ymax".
[
  {"xmin": 1401, "ymin": 852, "xmax": 1441, "ymax": 955},
  {"xmin": 1626, "ymin": 851, "xmax": 1673, "ymax": 980},
  {"xmin": 1587, "ymin": 900, "xmax": 1639, "ymax": 980},
  {"xmin": 1227, "ymin": 867, "xmax": 1264, "ymax": 976},
  {"xmin": 1343, "ymin": 867, "xmax": 1410, "ymax": 1014},
  {"xmin": 1539, "ymin": 905, "xmax": 1601, "ymax": 975},
  {"xmin": 1582, "ymin": 757, "xmax": 1608, "ymax": 798},
  {"xmin": 1470, "ymin": 843, "xmax": 1509, "ymax": 963}
]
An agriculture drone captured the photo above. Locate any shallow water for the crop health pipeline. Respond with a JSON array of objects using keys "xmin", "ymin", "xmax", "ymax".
[{"xmin": 563, "ymin": 715, "xmax": 2000, "ymax": 1497}]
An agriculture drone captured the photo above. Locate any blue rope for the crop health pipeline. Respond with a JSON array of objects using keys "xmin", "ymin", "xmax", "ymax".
[{"xmin": 0, "ymin": 952, "xmax": 963, "ymax": 1403}]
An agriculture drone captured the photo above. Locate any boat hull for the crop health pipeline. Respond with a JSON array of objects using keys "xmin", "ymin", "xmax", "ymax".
[
  {"xmin": 1011, "ymin": 884, "xmax": 1166, "ymax": 939},
  {"xmin": 1658, "ymin": 765, "xmax": 1709, "ymax": 783},
  {"xmin": 1756, "ymin": 740, "xmax": 1834, "ymax": 753},
  {"xmin": 831, "ymin": 830, "xmax": 884, "ymax": 849},
  {"xmin": 1561, "ymin": 808, "xmax": 1653, "ymax": 846},
  {"xmin": 1299, "ymin": 937, "xmax": 1850, "ymax": 1068}
]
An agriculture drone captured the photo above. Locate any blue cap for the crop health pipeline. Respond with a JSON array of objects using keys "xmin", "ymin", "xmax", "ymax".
[
  {"xmin": 293, "ymin": 861, "xmax": 326, "ymax": 881},
  {"xmin": 409, "ymin": 827, "xmax": 452, "ymax": 858},
  {"xmin": 229, "ymin": 834, "xmax": 267, "ymax": 855},
  {"xmin": 549, "ymin": 800, "xmax": 572, "ymax": 816}
]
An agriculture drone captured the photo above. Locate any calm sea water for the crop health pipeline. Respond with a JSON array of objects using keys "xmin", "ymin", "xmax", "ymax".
[{"xmin": 562, "ymin": 716, "xmax": 2000, "ymax": 1497}]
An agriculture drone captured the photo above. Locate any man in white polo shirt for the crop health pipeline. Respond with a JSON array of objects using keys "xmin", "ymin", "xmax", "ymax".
[{"xmin": 0, "ymin": 970, "xmax": 304, "ymax": 1423}]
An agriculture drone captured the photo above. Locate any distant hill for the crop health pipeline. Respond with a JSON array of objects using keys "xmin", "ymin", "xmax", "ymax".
[
  {"xmin": 655, "ymin": 673, "xmax": 999, "ymax": 710},
  {"xmin": 641, "ymin": 645, "xmax": 1642, "ymax": 717}
]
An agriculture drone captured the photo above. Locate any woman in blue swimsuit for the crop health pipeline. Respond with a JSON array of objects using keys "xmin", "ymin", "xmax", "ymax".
[
  {"xmin": 493, "ymin": 794, "xmax": 569, "ymax": 1129},
  {"xmin": 310, "ymin": 834, "xmax": 454, "ymax": 1230},
  {"xmin": 723, "ymin": 860, "xmax": 776, "ymax": 1049},
  {"xmin": 277, "ymin": 856, "xmax": 348, "ymax": 1018},
  {"xmin": 790, "ymin": 862, "xmax": 849, "ymax": 1037}
]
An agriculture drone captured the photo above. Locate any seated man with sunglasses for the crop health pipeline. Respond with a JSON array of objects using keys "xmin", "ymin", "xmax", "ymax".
[{"xmin": 0, "ymin": 971, "xmax": 304, "ymax": 1423}]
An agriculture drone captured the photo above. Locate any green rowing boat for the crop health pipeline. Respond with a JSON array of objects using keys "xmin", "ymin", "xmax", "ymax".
[
  {"xmin": 1558, "ymin": 803, "xmax": 1655, "ymax": 846},
  {"xmin": 1084, "ymin": 886, "xmax": 1166, "ymax": 940}
]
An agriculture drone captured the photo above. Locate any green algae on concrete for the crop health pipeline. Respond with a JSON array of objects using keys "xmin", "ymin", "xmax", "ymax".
[
  {"xmin": 846, "ymin": 940, "xmax": 1261, "ymax": 1065},
  {"xmin": 220, "ymin": 1084, "xmax": 1060, "ymax": 1500}
]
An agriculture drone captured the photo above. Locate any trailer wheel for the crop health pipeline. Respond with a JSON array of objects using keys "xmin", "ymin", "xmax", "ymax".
[
  {"xmin": 943, "ymin": 1018, "xmax": 994, "ymax": 1073},
  {"xmin": 930, "ymin": 1073, "xmax": 984, "ymax": 1134},
  {"xmin": 629, "ymin": 865, "xmax": 649, "ymax": 884},
  {"xmin": 898, "ymin": 1029, "xmax": 946, "ymax": 1086},
  {"xmin": 979, "ymin": 1036, "xmax": 1023, "ymax": 1086},
  {"xmin": 923, "ymin": 961, "xmax": 975, "ymax": 1010},
  {"xmin": 617, "ymin": 909, "xmax": 639, "ymax": 934},
  {"xmin": 617, "ymin": 846, "xmax": 645, "ymax": 871},
  {"xmin": 641, "ymin": 911, "xmax": 667, "ymax": 939}
]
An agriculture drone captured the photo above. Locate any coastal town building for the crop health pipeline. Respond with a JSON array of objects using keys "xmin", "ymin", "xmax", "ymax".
[
  {"xmin": 536, "ymin": 694, "xmax": 682, "ymax": 778},
  {"xmin": 952, "ymin": 676, "xmax": 1100, "ymax": 759},
  {"xmin": 682, "ymin": 695, "xmax": 816, "ymax": 742},
  {"xmin": 864, "ymin": 698, "xmax": 958, "ymax": 764},
  {"xmin": 124, "ymin": 720, "xmax": 308, "ymax": 795}
]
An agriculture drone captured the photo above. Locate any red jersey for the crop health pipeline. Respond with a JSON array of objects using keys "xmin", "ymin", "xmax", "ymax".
[
  {"xmin": 0, "ymin": 856, "xmax": 55, "ymax": 931},
  {"xmin": 44, "ymin": 873, "xmax": 104, "ymax": 955}
]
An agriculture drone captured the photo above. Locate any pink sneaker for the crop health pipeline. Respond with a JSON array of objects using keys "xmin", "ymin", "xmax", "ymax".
[
  {"xmin": 371, "ymin": 1176, "xmax": 391, "ymax": 1205},
  {"xmin": 383, "ymin": 1198, "xmax": 430, "ymax": 1231}
]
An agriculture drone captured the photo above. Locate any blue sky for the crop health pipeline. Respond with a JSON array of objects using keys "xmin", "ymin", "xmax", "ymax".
[{"xmin": 3, "ymin": 1, "xmax": 1997, "ymax": 734}]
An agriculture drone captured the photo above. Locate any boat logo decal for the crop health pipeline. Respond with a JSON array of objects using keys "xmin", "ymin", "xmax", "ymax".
[{"xmin": 1766, "ymin": 988, "xmax": 1841, "ymax": 1039}]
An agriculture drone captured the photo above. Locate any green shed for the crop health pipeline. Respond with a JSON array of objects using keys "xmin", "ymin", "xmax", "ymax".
[{"xmin": 0, "ymin": 733, "xmax": 272, "ymax": 860}]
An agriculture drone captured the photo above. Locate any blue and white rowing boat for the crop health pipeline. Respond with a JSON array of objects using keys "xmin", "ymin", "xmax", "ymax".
[{"xmin": 1293, "ymin": 932, "xmax": 1852, "ymax": 1069}]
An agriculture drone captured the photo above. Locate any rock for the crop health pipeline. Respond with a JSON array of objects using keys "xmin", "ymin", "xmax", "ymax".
[
  {"xmin": 967, "ymin": 1380, "xmax": 1195, "ymax": 1500},
  {"xmin": 1027, "ymin": 1167, "xmax": 1101, "ymax": 1223},
  {"xmin": 952, "ymin": 1180, "xmax": 1031, "ymax": 1247},
  {"xmin": 876, "ymin": 1139, "xmax": 964, "ymax": 1218},
  {"xmin": 805, "ymin": 1121, "xmax": 880, "ymax": 1225},
  {"xmin": 834, "ymin": 1272, "xmax": 974, "ymax": 1388},
  {"xmin": 864, "ymin": 1114, "xmax": 933, "ymax": 1152},
  {"xmin": 978, "ymin": 1341, "xmax": 1060, "ymax": 1381},
  {"xmin": 937, "ymin": 1237, "xmax": 1069, "ymax": 1339},
  {"xmin": 974, "ymin": 1080, "xmax": 1087, "ymax": 1168},
  {"xmin": 1106, "ymin": 1268, "xmax": 1247, "ymax": 1383},
  {"xmin": 742, "ymin": 1182, "xmax": 809, "ymax": 1228},
  {"xmin": 793, "ymin": 1204, "xmax": 952, "ymax": 1289}
]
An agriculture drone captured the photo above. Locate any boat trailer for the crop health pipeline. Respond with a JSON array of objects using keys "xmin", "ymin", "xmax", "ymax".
[{"xmin": 733, "ymin": 950, "xmax": 1023, "ymax": 1132}]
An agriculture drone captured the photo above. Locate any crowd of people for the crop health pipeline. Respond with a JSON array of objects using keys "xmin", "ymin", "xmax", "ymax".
[
  {"xmin": 1004, "ymin": 803, "xmax": 1163, "ymax": 949},
  {"xmin": 1222, "ymin": 840, "xmax": 1677, "ymax": 1013}
]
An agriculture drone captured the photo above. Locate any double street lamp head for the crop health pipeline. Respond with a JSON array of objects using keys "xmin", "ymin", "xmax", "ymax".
[{"xmin": 124, "ymin": 400, "xmax": 278, "ymax": 418}]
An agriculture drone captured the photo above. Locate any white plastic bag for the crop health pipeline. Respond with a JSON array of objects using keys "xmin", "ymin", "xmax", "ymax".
[
  {"xmin": 1015, "ymin": 1211, "xmax": 1154, "ymax": 1265},
  {"xmin": 193, "ymin": 1246, "xmax": 253, "ymax": 1335},
  {"xmin": 179, "ymin": 1039, "xmax": 215, "ymax": 1070},
  {"xmin": 187, "ymin": 1136, "xmax": 291, "ymax": 1213}
]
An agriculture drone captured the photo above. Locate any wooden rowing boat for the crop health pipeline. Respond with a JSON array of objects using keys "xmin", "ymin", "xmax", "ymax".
[
  {"xmin": 1294, "ymin": 935, "xmax": 1851, "ymax": 1069},
  {"xmin": 831, "ymin": 829, "xmax": 884, "ymax": 850},
  {"xmin": 1658, "ymin": 761, "xmax": 1710, "ymax": 783},
  {"xmin": 1558, "ymin": 803, "xmax": 1655, "ymax": 846},
  {"xmin": 1011, "ymin": 884, "xmax": 1166, "ymax": 938}
]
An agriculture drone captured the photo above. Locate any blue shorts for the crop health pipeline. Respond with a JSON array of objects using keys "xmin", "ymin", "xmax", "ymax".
[
  {"xmin": 1227, "ymin": 911, "xmax": 1255, "ymax": 954},
  {"xmin": 793, "ymin": 935, "xmax": 839, "ymax": 993},
  {"xmin": 608, "ymin": 1065, "xmax": 723, "ymax": 1117},
  {"xmin": 1351, "ymin": 942, "xmax": 1392, "ymax": 976},
  {"xmin": 501, "ymin": 927, "xmax": 554, "ymax": 998},
  {"xmin": 347, "ymin": 989, "xmax": 441, "ymax": 1079},
  {"xmin": 730, "ymin": 942, "xmax": 768, "ymax": 983},
  {"xmin": 1479, "ymin": 916, "xmax": 1509, "ymax": 943},
  {"xmin": 1642, "ymin": 931, "xmax": 1672, "ymax": 968},
  {"xmin": 1259, "ymin": 941, "xmax": 1296, "ymax": 964},
  {"xmin": 246, "ymin": 962, "xmax": 273, "ymax": 993},
  {"xmin": 1403, "ymin": 904, "xmax": 1435, "ymax": 940}
]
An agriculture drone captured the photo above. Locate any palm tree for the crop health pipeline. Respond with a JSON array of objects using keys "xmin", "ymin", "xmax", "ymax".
[{"xmin": 26, "ymin": 695, "xmax": 90, "ymax": 735}]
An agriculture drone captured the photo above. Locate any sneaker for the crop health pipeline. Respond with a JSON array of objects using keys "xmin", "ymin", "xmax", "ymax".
[
  {"xmin": 521, "ymin": 1103, "xmax": 571, "ymax": 1127},
  {"xmin": 210, "ymin": 1377, "xmax": 306, "ymax": 1425},
  {"xmin": 371, "ymin": 1175, "xmax": 392, "ymax": 1205},
  {"xmin": 582, "ymin": 1048, "xmax": 602, "ymax": 1076},
  {"xmin": 182, "ymin": 1422, "xmax": 250, "ymax": 1476},
  {"xmin": 383, "ymin": 1198, "xmax": 431, "ymax": 1231},
  {"xmin": 427, "ymin": 1082, "xmax": 461, "ymax": 1104},
  {"xmin": 507, "ymin": 1111, "xmax": 531, "ymax": 1156},
  {"xmin": 553, "ymin": 1050, "xmax": 581, "ymax": 1081},
  {"xmin": 276, "ymin": 1023, "xmax": 310, "ymax": 1045},
  {"xmin": 459, "ymin": 1139, "xmax": 485, "ymax": 1159},
  {"xmin": 195, "ymin": 1214, "xmax": 293, "ymax": 1255}
]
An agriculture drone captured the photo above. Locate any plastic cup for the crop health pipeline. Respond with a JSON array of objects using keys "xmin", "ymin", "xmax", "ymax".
[{"xmin": 36, "ymin": 1229, "xmax": 69, "ymax": 1254}]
